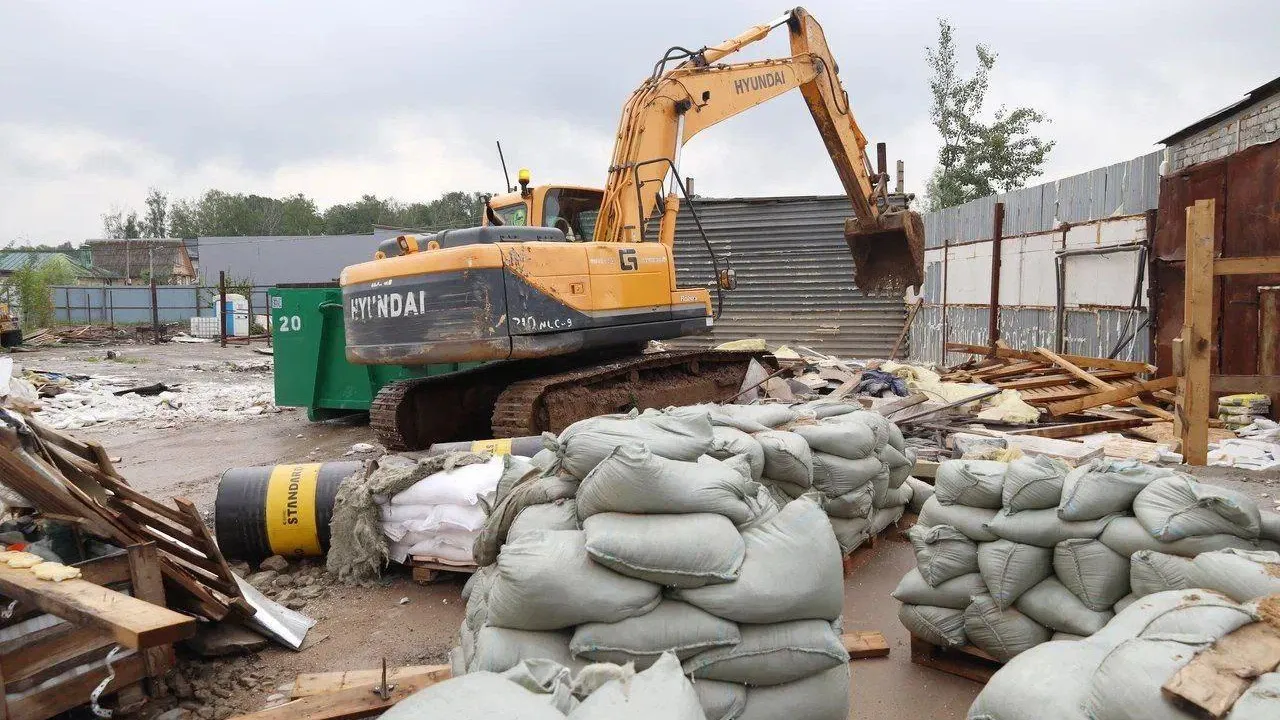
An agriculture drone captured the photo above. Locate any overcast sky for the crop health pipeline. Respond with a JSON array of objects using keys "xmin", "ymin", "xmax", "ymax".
[{"xmin": 2, "ymin": 0, "xmax": 1277, "ymax": 243}]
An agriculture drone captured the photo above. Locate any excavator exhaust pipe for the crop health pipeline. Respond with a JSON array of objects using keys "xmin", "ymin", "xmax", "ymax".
[{"xmin": 844, "ymin": 209, "xmax": 926, "ymax": 294}]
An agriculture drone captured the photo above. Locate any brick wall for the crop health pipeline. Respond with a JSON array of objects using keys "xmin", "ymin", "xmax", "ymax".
[{"xmin": 1170, "ymin": 93, "xmax": 1280, "ymax": 171}]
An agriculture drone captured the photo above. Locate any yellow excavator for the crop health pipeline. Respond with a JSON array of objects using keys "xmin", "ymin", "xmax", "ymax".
[{"xmin": 342, "ymin": 7, "xmax": 925, "ymax": 449}]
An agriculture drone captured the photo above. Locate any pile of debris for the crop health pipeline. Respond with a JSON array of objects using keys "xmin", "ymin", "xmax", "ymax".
[{"xmin": 19, "ymin": 324, "xmax": 137, "ymax": 347}]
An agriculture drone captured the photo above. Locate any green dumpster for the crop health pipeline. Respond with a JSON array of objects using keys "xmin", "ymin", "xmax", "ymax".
[{"xmin": 268, "ymin": 284, "xmax": 479, "ymax": 421}]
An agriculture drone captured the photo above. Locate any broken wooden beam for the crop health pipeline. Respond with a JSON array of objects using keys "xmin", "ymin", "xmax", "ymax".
[
  {"xmin": 1162, "ymin": 621, "xmax": 1280, "ymax": 718},
  {"xmin": 291, "ymin": 665, "xmax": 451, "ymax": 699},
  {"xmin": 231, "ymin": 667, "xmax": 452, "ymax": 720},
  {"xmin": 1045, "ymin": 376, "xmax": 1179, "ymax": 417},
  {"xmin": 842, "ymin": 631, "xmax": 891, "ymax": 659},
  {"xmin": 945, "ymin": 343, "xmax": 1155, "ymax": 375},
  {"xmin": 1003, "ymin": 417, "xmax": 1151, "ymax": 439}
]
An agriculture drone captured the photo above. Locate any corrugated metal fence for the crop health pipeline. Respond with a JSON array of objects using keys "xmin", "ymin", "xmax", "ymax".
[
  {"xmin": 51, "ymin": 285, "xmax": 270, "ymax": 325},
  {"xmin": 671, "ymin": 196, "xmax": 906, "ymax": 358}
]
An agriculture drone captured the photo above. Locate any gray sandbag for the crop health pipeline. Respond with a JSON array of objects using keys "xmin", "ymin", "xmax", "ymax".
[
  {"xmin": 821, "ymin": 483, "xmax": 874, "ymax": 520},
  {"xmin": 463, "ymin": 564, "xmax": 498, "ymax": 625},
  {"xmin": 529, "ymin": 448, "xmax": 559, "ymax": 472},
  {"xmin": 1015, "ymin": 577, "xmax": 1114, "ymax": 636},
  {"xmin": 1092, "ymin": 589, "xmax": 1257, "ymax": 645},
  {"xmin": 985, "ymin": 508, "xmax": 1114, "ymax": 547},
  {"xmin": 877, "ymin": 482, "xmax": 914, "ymax": 510},
  {"xmin": 381, "ymin": 671, "xmax": 569, "ymax": 720},
  {"xmin": 486, "ymin": 530, "xmax": 661, "ymax": 631},
  {"xmin": 795, "ymin": 400, "xmax": 860, "ymax": 419},
  {"xmin": 910, "ymin": 524, "xmax": 979, "ymax": 586},
  {"xmin": 827, "ymin": 410, "xmax": 892, "ymax": 451},
  {"xmin": 1052, "ymin": 632, "xmax": 1086, "ymax": 642},
  {"xmin": 713, "ymin": 403, "xmax": 799, "ymax": 431},
  {"xmin": 1081, "ymin": 637, "xmax": 1209, "ymax": 720},
  {"xmin": 1098, "ymin": 516, "xmax": 1262, "ymax": 558},
  {"xmin": 811, "ymin": 452, "xmax": 883, "ymax": 497},
  {"xmin": 692, "ymin": 680, "xmax": 747, "ymax": 720},
  {"xmin": 1261, "ymin": 511, "xmax": 1280, "ymax": 543},
  {"xmin": 570, "ymin": 600, "xmax": 740, "ymax": 667},
  {"xmin": 737, "ymin": 664, "xmax": 850, "ymax": 720},
  {"xmin": 1226, "ymin": 672, "xmax": 1280, "ymax": 720},
  {"xmin": 906, "ymin": 476, "xmax": 934, "ymax": 514},
  {"xmin": 964, "ymin": 593, "xmax": 1052, "ymax": 662},
  {"xmin": 1001, "ymin": 455, "xmax": 1069, "ymax": 512},
  {"xmin": 760, "ymin": 477, "xmax": 808, "ymax": 503},
  {"xmin": 708, "ymin": 426, "xmax": 766, "ymax": 481},
  {"xmin": 888, "ymin": 419, "xmax": 906, "ymax": 452},
  {"xmin": 1133, "ymin": 475, "xmax": 1261, "ymax": 541},
  {"xmin": 919, "ymin": 496, "xmax": 999, "ymax": 542},
  {"xmin": 500, "ymin": 659, "xmax": 579, "ymax": 714},
  {"xmin": 1129, "ymin": 550, "xmax": 1194, "ymax": 598},
  {"xmin": 828, "ymin": 515, "xmax": 870, "ymax": 554},
  {"xmin": 1054, "ymin": 539, "xmax": 1131, "ymax": 611},
  {"xmin": 568, "ymin": 652, "xmax": 705, "ymax": 720},
  {"xmin": 756, "ymin": 431, "xmax": 814, "ymax": 487},
  {"xmin": 978, "ymin": 540, "xmax": 1054, "ymax": 609},
  {"xmin": 869, "ymin": 504, "xmax": 905, "ymax": 536},
  {"xmin": 934, "ymin": 459, "xmax": 1007, "ymax": 509},
  {"xmin": 683, "ymin": 619, "xmax": 848, "ymax": 686},
  {"xmin": 793, "ymin": 422, "xmax": 876, "ymax": 459},
  {"xmin": 673, "ymin": 496, "xmax": 844, "ymax": 624},
  {"xmin": 497, "ymin": 454, "xmax": 542, "ymax": 504},
  {"xmin": 583, "ymin": 512, "xmax": 745, "ymax": 588},
  {"xmin": 1113, "ymin": 594, "xmax": 1137, "ymax": 613},
  {"xmin": 899, "ymin": 604, "xmax": 967, "ymax": 648},
  {"xmin": 966, "ymin": 639, "xmax": 1109, "ymax": 720},
  {"xmin": 470, "ymin": 626, "xmax": 583, "ymax": 673},
  {"xmin": 508, "ymin": 499, "xmax": 580, "ymax": 542},
  {"xmin": 880, "ymin": 443, "xmax": 915, "ymax": 488},
  {"xmin": 577, "ymin": 445, "xmax": 757, "ymax": 524},
  {"xmin": 1057, "ymin": 459, "xmax": 1169, "ymax": 521},
  {"xmin": 892, "ymin": 569, "xmax": 987, "ymax": 610},
  {"xmin": 1190, "ymin": 548, "xmax": 1280, "ymax": 602},
  {"xmin": 556, "ymin": 410, "xmax": 712, "ymax": 479}
]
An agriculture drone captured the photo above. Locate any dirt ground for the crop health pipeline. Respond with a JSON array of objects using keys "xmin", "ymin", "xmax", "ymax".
[{"xmin": 12, "ymin": 341, "xmax": 1279, "ymax": 718}]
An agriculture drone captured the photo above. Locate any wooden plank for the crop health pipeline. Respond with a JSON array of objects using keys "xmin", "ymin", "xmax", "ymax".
[
  {"xmin": 1162, "ymin": 622, "xmax": 1280, "ymax": 717},
  {"xmin": 1178, "ymin": 199, "xmax": 1215, "ymax": 466},
  {"xmin": 1036, "ymin": 347, "xmax": 1174, "ymax": 420},
  {"xmin": 995, "ymin": 369, "xmax": 1133, "ymax": 390},
  {"xmin": 974, "ymin": 360, "xmax": 1049, "ymax": 380},
  {"xmin": 175, "ymin": 497, "xmax": 242, "ymax": 604},
  {"xmin": 909, "ymin": 635, "xmax": 1001, "ymax": 684},
  {"xmin": 7, "ymin": 652, "xmax": 148, "ymax": 720},
  {"xmin": 890, "ymin": 297, "xmax": 924, "ymax": 361},
  {"xmin": 1004, "ymin": 417, "xmax": 1150, "ymax": 439},
  {"xmin": 230, "ymin": 668, "xmax": 452, "ymax": 720},
  {"xmin": 1210, "ymin": 375, "xmax": 1280, "ymax": 394},
  {"xmin": 291, "ymin": 665, "xmax": 450, "ymax": 699},
  {"xmin": 0, "ymin": 563, "xmax": 194, "ymax": 650},
  {"xmin": 842, "ymin": 631, "xmax": 890, "ymax": 659},
  {"xmin": 96, "ymin": 473, "xmax": 193, "ymax": 527},
  {"xmin": 1001, "ymin": 434, "xmax": 1104, "ymax": 467},
  {"xmin": 0, "ymin": 623, "xmax": 111, "ymax": 685},
  {"xmin": 945, "ymin": 343, "xmax": 1156, "ymax": 374},
  {"xmin": 1046, "ymin": 376, "xmax": 1179, "ymax": 417},
  {"xmin": 874, "ymin": 392, "xmax": 929, "ymax": 417},
  {"xmin": 127, "ymin": 542, "xmax": 174, "ymax": 694},
  {"xmin": 1211, "ymin": 255, "xmax": 1280, "ymax": 276}
]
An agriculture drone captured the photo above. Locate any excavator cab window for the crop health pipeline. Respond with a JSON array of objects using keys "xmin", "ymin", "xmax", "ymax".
[
  {"xmin": 493, "ymin": 204, "xmax": 529, "ymax": 226},
  {"xmin": 542, "ymin": 188, "xmax": 602, "ymax": 242}
]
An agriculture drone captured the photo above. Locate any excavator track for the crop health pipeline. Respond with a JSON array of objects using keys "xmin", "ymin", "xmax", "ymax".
[{"xmin": 369, "ymin": 350, "xmax": 764, "ymax": 451}]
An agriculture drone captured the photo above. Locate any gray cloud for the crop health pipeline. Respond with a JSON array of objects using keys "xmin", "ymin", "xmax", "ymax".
[{"xmin": 2, "ymin": 0, "xmax": 1278, "ymax": 241}]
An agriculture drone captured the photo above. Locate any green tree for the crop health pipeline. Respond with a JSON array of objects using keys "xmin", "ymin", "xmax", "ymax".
[
  {"xmin": 142, "ymin": 188, "xmax": 168, "ymax": 237},
  {"xmin": 169, "ymin": 198, "xmax": 198, "ymax": 238},
  {"xmin": 925, "ymin": 19, "xmax": 1054, "ymax": 211},
  {"xmin": 0, "ymin": 252, "xmax": 76, "ymax": 328}
]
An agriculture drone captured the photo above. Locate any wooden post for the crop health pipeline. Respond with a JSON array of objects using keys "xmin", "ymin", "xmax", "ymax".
[
  {"xmin": 890, "ymin": 297, "xmax": 924, "ymax": 361},
  {"xmin": 219, "ymin": 271, "xmax": 228, "ymax": 348},
  {"xmin": 1177, "ymin": 199, "xmax": 1215, "ymax": 465},
  {"xmin": 150, "ymin": 277, "xmax": 160, "ymax": 344},
  {"xmin": 988, "ymin": 202, "xmax": 1005, "ymax": 348},
  {"xmin": 127, "ymin": 542, "xmax": 172, "ymax": 697}
]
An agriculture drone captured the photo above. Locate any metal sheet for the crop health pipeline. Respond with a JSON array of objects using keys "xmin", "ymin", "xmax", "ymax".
[{"xmin": 670, "ymin": 196, "xmax": 906, "ymax": 359}]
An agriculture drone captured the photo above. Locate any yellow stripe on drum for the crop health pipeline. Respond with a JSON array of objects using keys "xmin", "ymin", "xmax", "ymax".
[
  {"xmin": 265, "ymin": 463, "xmax": 323, "ymax": 557},
  {"xmin": 471, "ymin": 438, "xmax": 513, "ymax": 455}
]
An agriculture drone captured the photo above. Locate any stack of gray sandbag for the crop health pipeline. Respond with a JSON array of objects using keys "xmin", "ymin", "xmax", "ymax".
[
  {"xmin": 698, "ymin": 400, "xmax": 919, "ymax": 555},
  {"xmin": 896, "ymin": 456, "xmax": 1280, "ymax": 661},
  {"xmin": 384, "ymin": 653, "xmax": 705, "ymax": 719},
  {"xmin": 459, "ymin": 408, "xmax": 852, "ymax": 720},
  {"xmin": 967, "ymin": 589, "xmax": 1280, "ymax": 720}
]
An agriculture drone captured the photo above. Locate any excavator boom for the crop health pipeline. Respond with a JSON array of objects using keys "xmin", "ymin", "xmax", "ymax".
[{"xmin": 594, "ymin": 6, "xmax": 923, "ymax": 291}]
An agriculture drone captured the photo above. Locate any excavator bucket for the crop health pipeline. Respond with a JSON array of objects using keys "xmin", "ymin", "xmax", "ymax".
[{"xmin": 843, "ymin": 210, "xmax": 926, "ymax": 294}]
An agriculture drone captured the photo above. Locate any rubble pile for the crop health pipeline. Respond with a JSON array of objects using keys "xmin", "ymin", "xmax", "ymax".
[
  {"xmin": 457, "ymin": 406, "xmax": 860, "ymax": 720},
  {"xmin": 236, "ymin": 555, "xmax": 332, "ymax": 613},
  {"xmin": 897, "ymin": 456, "xmax": 1280, "ymax": 661}
]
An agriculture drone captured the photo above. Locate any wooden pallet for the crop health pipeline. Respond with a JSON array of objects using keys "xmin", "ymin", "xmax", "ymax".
[
  {"xmin": 408, "ymin": 557, "xmax": 477, "ymax": 585},
  {"xmin": 909, "ymin": 635, "xmax": 1003, "ymax": 683}
]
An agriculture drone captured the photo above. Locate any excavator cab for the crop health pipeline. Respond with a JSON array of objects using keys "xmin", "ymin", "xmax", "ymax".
[{"xmin": 483, "ymin": 172, "xmax": 604, "ymax": 243}]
